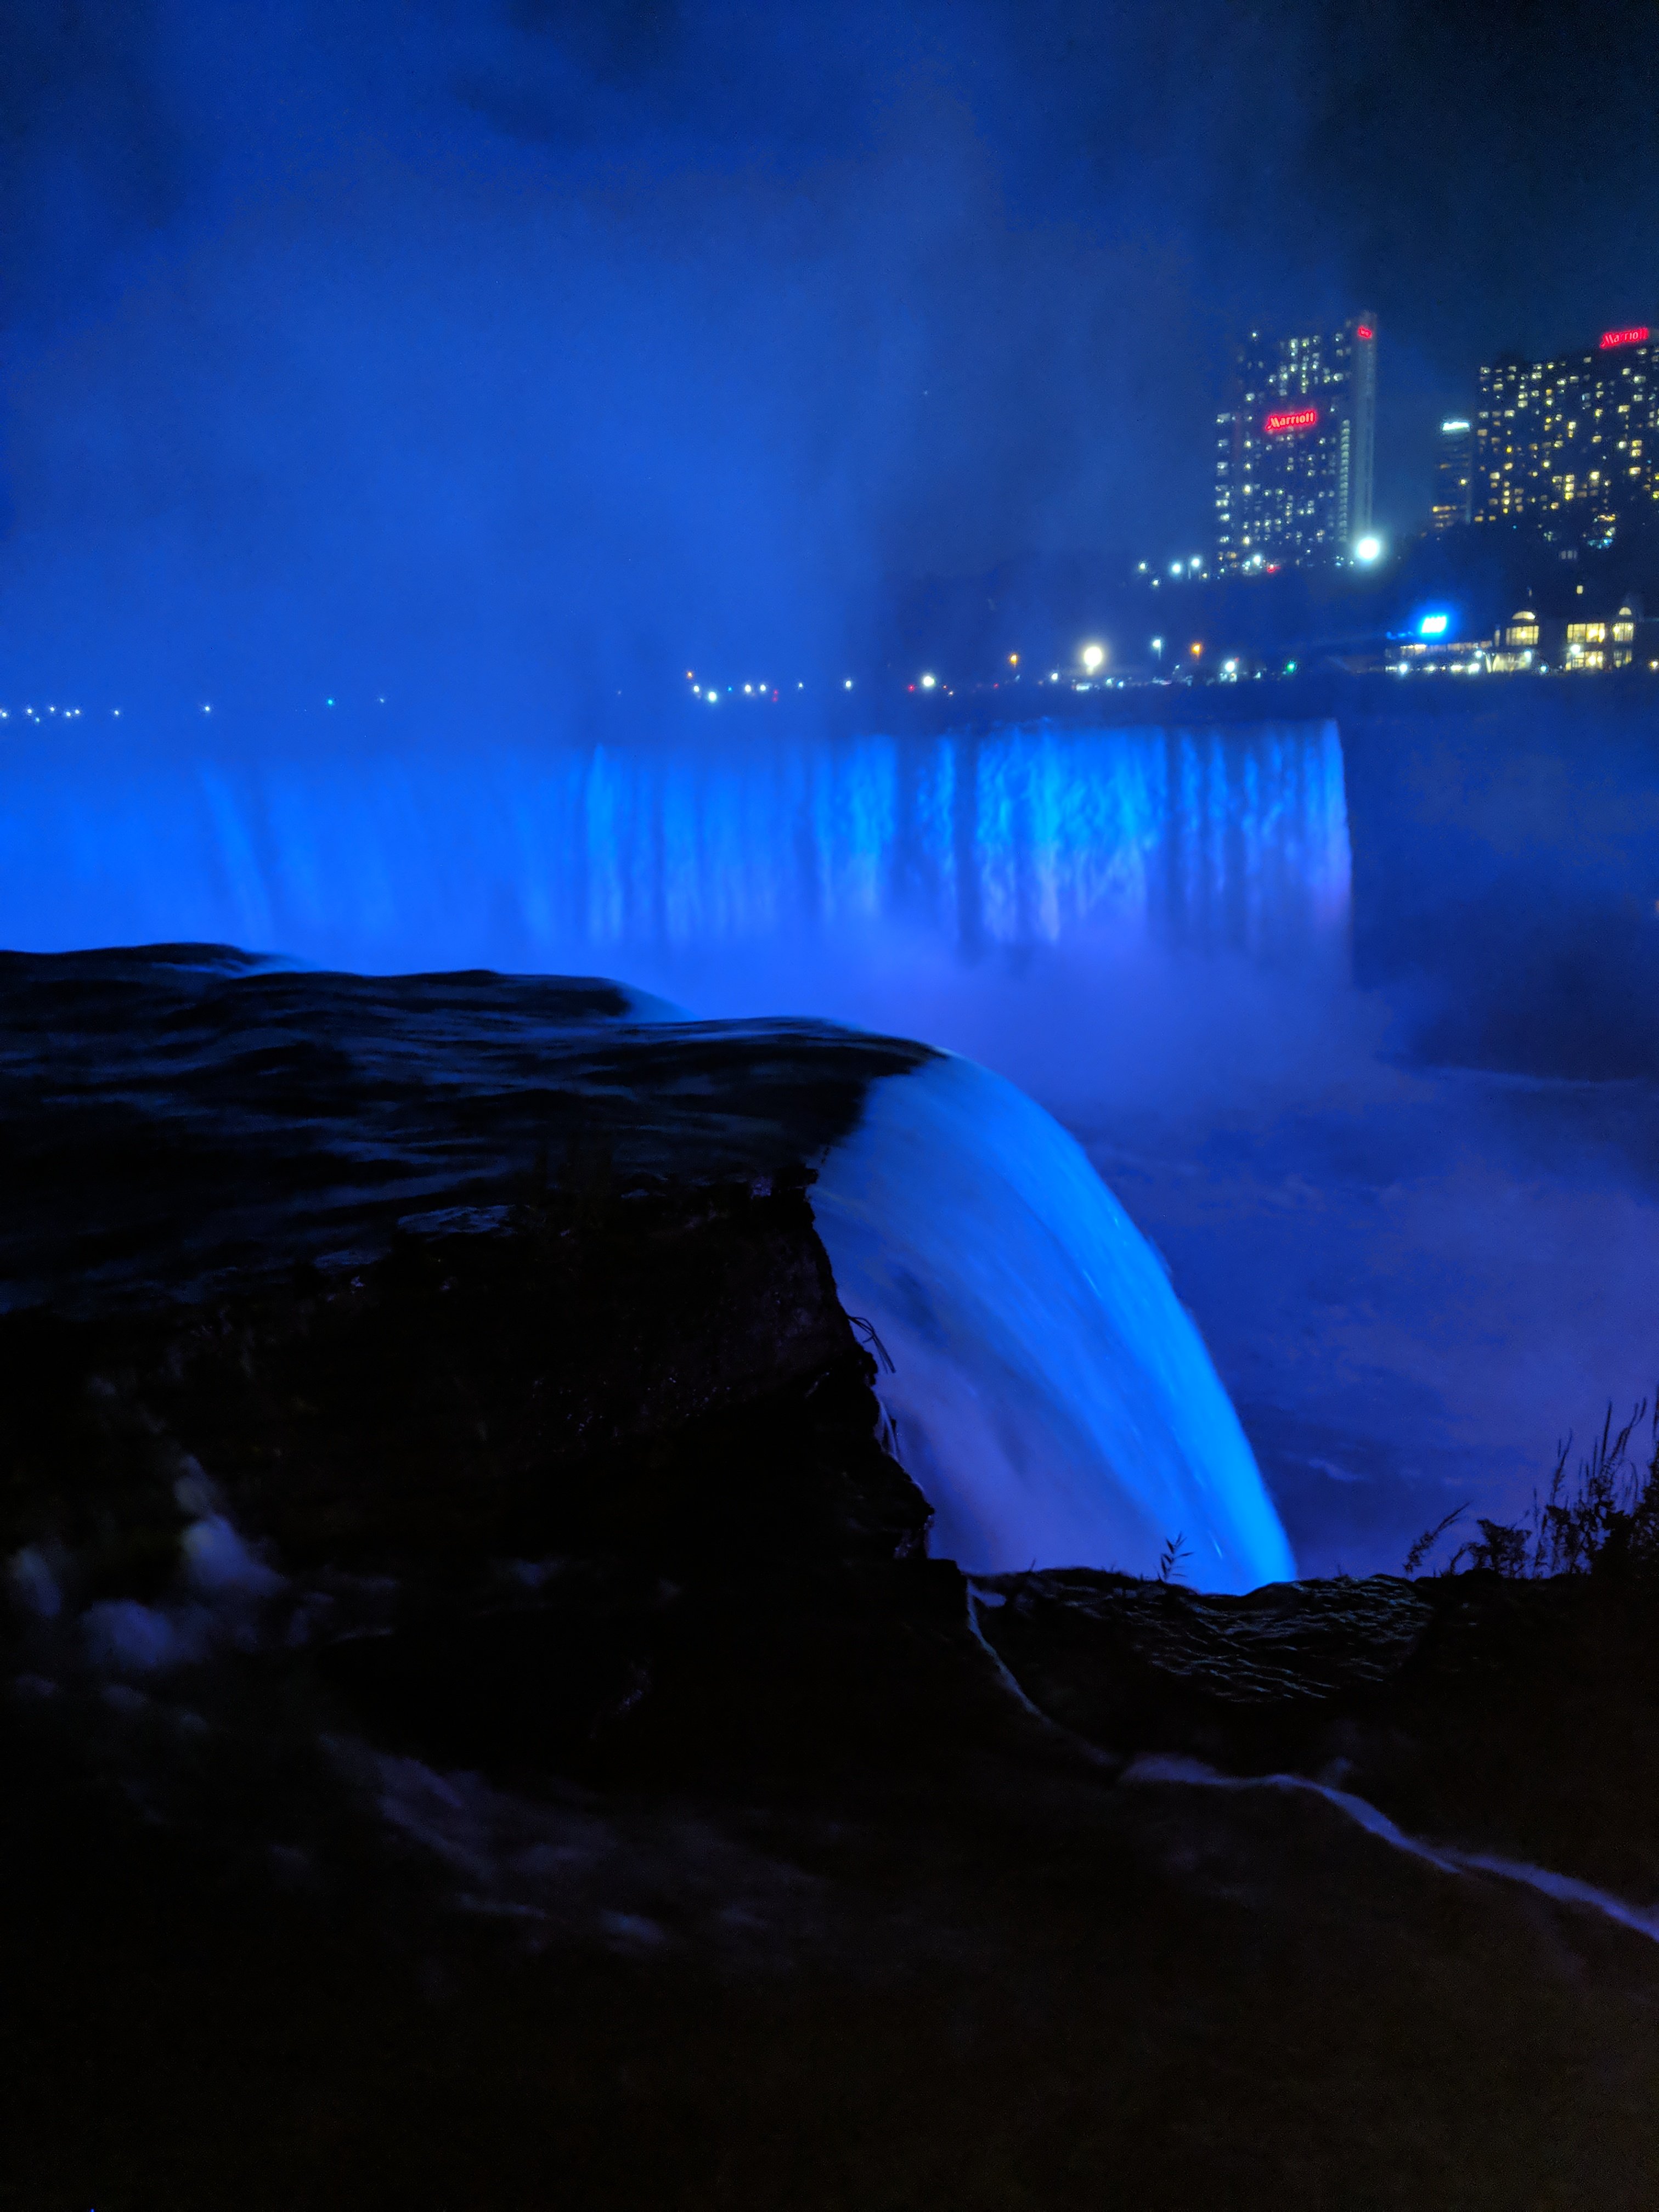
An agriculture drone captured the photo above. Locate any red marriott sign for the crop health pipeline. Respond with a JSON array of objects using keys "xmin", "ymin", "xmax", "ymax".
[
  {"xmin": 1263, "ymin": 406, "xmax": 1319, "ymax": 435},
  {"xmin": 1600, "ymin": 326, "xmax": 1650, "ymax": 349}
]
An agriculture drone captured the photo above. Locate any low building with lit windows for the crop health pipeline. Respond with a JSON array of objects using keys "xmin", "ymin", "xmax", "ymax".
[{"xmin": 1215, "ymin": 317, "xmax": 1378, "ymax": 572}]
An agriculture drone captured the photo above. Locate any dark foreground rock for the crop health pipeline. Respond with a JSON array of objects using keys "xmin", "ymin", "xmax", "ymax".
[
  {"xmin": 4, "ymin": 1205, "xmax": 1659, "ymax": 2209},
  {"xmin": 4, "ymin": 952, "xmax": 1659, "ymax": 2209}
]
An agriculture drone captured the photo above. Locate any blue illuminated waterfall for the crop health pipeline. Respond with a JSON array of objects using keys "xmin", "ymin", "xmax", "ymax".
[
  {"xmin": 0, "ymin": 714, "xmax": 1347, "ymax": 1589},
  {"xmin": 0, "ymin": 720, "xmax": 1348, "ymax": 998}
]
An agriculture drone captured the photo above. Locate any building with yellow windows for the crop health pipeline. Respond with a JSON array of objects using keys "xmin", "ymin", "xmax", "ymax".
[{"xmin": 1473, "ymin": 324, "xmax": 1658, "ymax": 546}]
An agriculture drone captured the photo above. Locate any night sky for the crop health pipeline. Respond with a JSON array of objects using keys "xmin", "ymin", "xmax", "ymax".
[{"xmin": 3, "ymin": 0, "xmax": 1656, "ymax": 708}]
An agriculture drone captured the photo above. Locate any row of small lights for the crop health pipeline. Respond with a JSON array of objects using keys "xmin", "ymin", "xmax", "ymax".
[
  {"xmin": 1141, "ymin": 535, "xmax": 1385, "ymax": 578},
  {"xmin": 0, "ymin": 697, "xmax": 394, "ymax": 721},
  {"xmin": 688, "ymin": 646, "xmax": 1128, "ymax": 702}
]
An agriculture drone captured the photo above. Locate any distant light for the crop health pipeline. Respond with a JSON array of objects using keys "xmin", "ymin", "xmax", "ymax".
[
  {"xmin": 920, "ymin": 673, "xmax": 936, "ymax": 689},
  {"xmin": 706, "ymin": 690, "xmax": 718, "ymax": 703},
  {"xmin": 844, "ymin": 678, "xmax": 854, "ymax": 689},
  {"xmin": 377, "ymin": 695, "xmax": 385, "ymax": 704},
  {"xmin": 1601, "ymin": 326, "xmax": 1650, "ymax": 351},
  {"xmin": 1008, "ymin": 652, "xmax": 1019, "ymax": 665},
  {"xmin": 1081, "ymin": 642, "xmax": 1106, "ymax": 673},
  {"xmin": 1169, "ymin": 561, "xmax": 1183, "ymax": 576},
  {"xmin": 1354, "ymin": 534, "xmax": 1383, "ymax": 563},
  {"xmin": 1264, "ymin": 406, "xmax": 1319, "ymax": 435},
  {"xmin": 1419, "ymin": 612, "xmax": 1449, "ymax": 636},
  {"xmin": 202, "ymin": 704, "xmax": 212, "ymax": 714},
  {"xmin": 1136, "ymin": 562, "xmax": 1147, "ymax": 573},
  {"xmin": 325, "ymin": 697, "xmax": 334, "ymax": 707},
  {"xmin": 113, "ymin": 709, "xmax": 120, "ymax": 717},
  {"xmin": 686, "ymin": 670, "xmax": 694, "ymax": 680},
  {"xmin": 1190, "ymin": 642, "xmax": 1203, "ymax": 657},
  {"xmin": 1355, "ymin": 324, "xmax": 1375, "ymax": 341},
  {"xmin": 1441, "ymin": 419, "xmax": 1471, "ymax": 435},
  {"xmin": 1050, "ymin": 672, "xmax": 1059, "ymax": 681},
  {"xmin": 1151, "ymin": 636, "xmax": 1163, "ymax": 652},
  {"xmin": 744, "ymin": 684, "xmax": 753, "ymax": 693}
]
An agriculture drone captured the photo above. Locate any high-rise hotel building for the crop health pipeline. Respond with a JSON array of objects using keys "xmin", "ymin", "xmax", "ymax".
[
  {"xmin": 1215, "ymin": 317, "xmax": 1378, "ymax": 572},
  {"xmin": 1474, "ymin": 323, "xmax": 1658, "ymax": 543},
  {"xmin": 1430, "ymin": 417, "xmax": 1473, "ymax": 531}
]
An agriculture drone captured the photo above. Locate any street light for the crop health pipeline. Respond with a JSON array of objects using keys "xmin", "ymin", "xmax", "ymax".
[{"xmin": 1354, "ymin": 534, "xmax": 1383, "ymax": 564}]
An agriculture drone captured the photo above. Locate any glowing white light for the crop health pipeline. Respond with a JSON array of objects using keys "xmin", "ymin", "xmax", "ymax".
[
  {"xmin": 1354, "ymin": 534, "xmax": 1383, "ymax": 563},
  {"xmin": 706, "ymin": 690, "xmax": 718, "ymax": 703},
  {"xmin": 202, "ymin": 704, "xmax": 211, "ymax": 714},
  {"xmin": 844, "ymin": 678, "xmax": 854, "ymax": 689},
  {"xmin": 1169, "ymin": 562, "xmax": 1183, "ymax": 576},
  {"xmin": 1081, "ymin": 643, "xmax": 1106, "ymax": 674},
  {"xmin": 744, "ymin": 684, "xmax": 753, "ymax": 693},
  {"xmin": 1151, "ymin": 637, "xmax": 1163, "ymax": 653},
  {"xmin": 920, "ymin": 673, "xmax": 936, "ymax": 689}
]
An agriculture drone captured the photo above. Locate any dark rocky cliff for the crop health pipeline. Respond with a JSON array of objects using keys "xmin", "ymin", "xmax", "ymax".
[{"xmin": 5, "ymin": 951, "xmax": 1659, "ymax": 2210}]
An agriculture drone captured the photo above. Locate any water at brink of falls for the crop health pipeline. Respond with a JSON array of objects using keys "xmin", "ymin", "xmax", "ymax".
[{"xmin": 4, "ymin": 711, "xmax": 1652, "ymax": 1578}]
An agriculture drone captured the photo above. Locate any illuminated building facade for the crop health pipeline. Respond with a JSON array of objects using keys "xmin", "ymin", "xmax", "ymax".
[
  {"xmin": 1215, "ymin": 316, "xmax": 1378, "ymax": 572},
  {"xmin": 1430, "ymin": 417, "xmax": 1473, "ymax": 531},
  {"xmin": 1474, "ymin": 324, "xmax": 1659, "ymax": 544}
]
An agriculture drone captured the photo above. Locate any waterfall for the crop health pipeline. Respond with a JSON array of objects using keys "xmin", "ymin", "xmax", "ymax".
[{"xmin": 0, "ymin": 719, "xmax": 1349, "ymax": 993}]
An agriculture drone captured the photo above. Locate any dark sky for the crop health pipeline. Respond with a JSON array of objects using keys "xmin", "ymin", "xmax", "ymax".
[{"xmin": 2, "ymin": 0, "xmax": 1656, "ymax": 708}]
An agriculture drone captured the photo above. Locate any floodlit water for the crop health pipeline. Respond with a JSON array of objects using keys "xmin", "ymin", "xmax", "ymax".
[{"xmin": 4, "ymin": 708, "xmax": 1655, "ymax": 1575}]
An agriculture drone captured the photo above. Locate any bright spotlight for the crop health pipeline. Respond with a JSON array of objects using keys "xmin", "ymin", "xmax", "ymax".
[
  {"xmin": 1354, "ymin": 534, "xmax": 1383, "ymax": 563},
  {"xmin": 920, "ymin": 673, "xmax": 936, "ymax": 689},
  {"xmin": 1081, "ymin": 643, "xmax": 1106, "ymax": 674}
]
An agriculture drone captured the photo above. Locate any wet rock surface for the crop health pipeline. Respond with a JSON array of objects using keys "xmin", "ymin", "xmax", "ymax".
[
  {"xmin": 5, "ymin": 950, "xmax": 1659, "ymax": 2209},
  {"xmin": 974, "ymin": 1564, "xmax": 1659, "ymax": 1897}
]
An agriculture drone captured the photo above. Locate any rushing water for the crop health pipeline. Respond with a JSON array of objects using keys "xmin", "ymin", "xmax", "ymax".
[
  {"xmin": 4, "ymin": 706, "xmax": 1654, "ymax": 1576},
  {"xmin": 0, "ymin": 720, "xmax": 1349, "ymax": 985}
]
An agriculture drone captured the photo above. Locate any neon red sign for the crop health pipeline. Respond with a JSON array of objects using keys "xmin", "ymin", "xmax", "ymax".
[
  {"xmin": 1263, "ymin": 407, "xmax": 1319, "ymax": 435},
  {"xmin": 1600, "ymin": 326, "xmax": 1650, "ymax": 349},
  {"xmin": 1355, "ymin": 324, "xmax": 1375, "ymax": 340}
]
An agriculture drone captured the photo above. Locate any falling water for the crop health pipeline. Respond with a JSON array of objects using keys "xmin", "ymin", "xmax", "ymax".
[{"xmin": 0, "ymin": 719, "xmax": 1349, "ymax": 994}]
